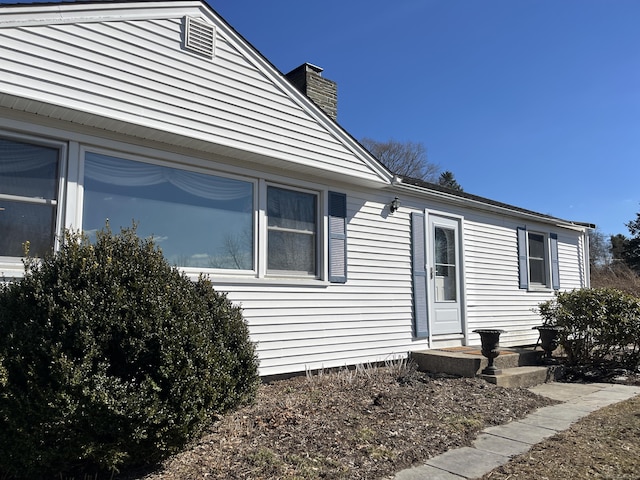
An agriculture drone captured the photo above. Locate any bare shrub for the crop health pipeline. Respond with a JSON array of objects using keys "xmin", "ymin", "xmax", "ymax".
[{"xmin": 591, "ymin": 262, "xmax": 640, "ymax": 297}]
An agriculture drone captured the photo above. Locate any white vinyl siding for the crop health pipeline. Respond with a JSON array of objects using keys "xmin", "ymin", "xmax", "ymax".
[
  {"xmin": 0, "ymin": 124, "xmax": 413, "ymax": 376},
  {"xmin": 223, "ymin": 191, "xmax": 415, "ymax": 376},
  {"xmin": 463, "ymin": 216, "xmax": 586, "ymax": 347},
  {"xmin": 557, "ymin": 232, "xmax": 587, "ymax": 287},
  {"xmin": 0, "ymin": 8, "xmax": 387, "ymax": 184},
  {"xmin": 0, "ymin": 1, "xmax": 592, "ymax": 377},
  {"xmin": 0, "ymin": 121, "xmax": 591, "ymax": 377}
]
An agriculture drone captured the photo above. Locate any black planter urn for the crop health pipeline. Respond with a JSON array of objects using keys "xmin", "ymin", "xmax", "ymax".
[
  {"xmin": 533, "ymin": 325, "xmax": 562, "ymax": 364},
  {"xmin": 473, "ymin": 329, "xmax": 505, "ymax": 375}
]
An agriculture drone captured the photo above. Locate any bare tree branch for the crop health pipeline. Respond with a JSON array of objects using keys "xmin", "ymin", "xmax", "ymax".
[{"xmin": 360, "ymin": 137, "xmax": 440, "ymax": 182}]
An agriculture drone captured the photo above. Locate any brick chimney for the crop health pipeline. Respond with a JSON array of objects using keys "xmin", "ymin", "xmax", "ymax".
[{"xmin": 285, "ymin": 63, "xmax": 337, "ymax": 121}]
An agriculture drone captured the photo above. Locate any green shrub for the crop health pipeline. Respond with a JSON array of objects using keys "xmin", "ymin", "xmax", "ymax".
[
  {"xmin": 538, "ymin": 288, "xmax": 640, "ymax": 367},
  {"xmin": 0, "ymin": 226, "xmax": 259, "ymax": 478}
]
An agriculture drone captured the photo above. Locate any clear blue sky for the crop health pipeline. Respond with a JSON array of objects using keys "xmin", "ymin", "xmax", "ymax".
[
  {"xmin": 2, "ymin": 1, "xmax": 639, "ymax": 237},
  {"xmin": 211, "ymin": 0, "xmax": 640, "ymax": 237}
]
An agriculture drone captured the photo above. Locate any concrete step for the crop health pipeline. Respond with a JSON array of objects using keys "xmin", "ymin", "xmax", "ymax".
[
  {"xmin": 411, "ymin": 346, "xmax": 564, "ymax": 388},
  {"xmin": 480, "ymin": 366, "xmax": 554, "ymax": 388},
  {"xmin": 411, "ymin": 346, "xmax": 544, "ymax": 378}
]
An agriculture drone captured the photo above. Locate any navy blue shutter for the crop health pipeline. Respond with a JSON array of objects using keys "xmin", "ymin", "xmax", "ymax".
[
  {"xmin": 517, "ymin": 227, "xmax": 529, "ymax": 289},
  {"xmin": 328, "ymin": 191, "xmax": 347, "ymax": 283},
  {"xmin": 550, "ymin": 233, "xmax": 560, "ymax": 290},
  {"xmin": 411, "ymin": 212, "xmax": 429, "ymax": 338}
]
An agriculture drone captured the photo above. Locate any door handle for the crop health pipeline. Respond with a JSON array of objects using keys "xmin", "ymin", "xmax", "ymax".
[{"xmin": 430, "ymin": 266, "xmax": 434, "ymax": 279}]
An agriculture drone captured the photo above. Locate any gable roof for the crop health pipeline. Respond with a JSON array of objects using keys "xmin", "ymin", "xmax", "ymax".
[{"xmin": 0, "ymin": 0, "xmax": 393, "ymax": 187}]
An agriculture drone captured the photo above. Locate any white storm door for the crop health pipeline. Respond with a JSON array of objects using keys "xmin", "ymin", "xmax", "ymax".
[{"xmin": 428, "ymin": 215, "xmax": 462, "ymax": 335}]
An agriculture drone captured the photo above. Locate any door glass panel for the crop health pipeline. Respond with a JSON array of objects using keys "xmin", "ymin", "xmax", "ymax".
[{"xmin": 434, "ymin": 226, "xmax": 457, "ymax": 301}]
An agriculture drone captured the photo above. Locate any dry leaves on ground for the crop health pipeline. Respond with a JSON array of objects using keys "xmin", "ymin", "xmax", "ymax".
[{"xmin": 138, "ymin": 362, "xmax": 555, "ymax": 480}]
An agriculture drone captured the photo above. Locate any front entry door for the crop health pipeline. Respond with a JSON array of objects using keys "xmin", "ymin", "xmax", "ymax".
[{"xmin": 428, "ymin": 215, "xmax": 462, "ymax": 335}]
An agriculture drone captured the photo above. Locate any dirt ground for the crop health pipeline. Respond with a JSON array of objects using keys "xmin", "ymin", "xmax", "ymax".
[
  {"xmin": 135, "ymin": 362, "xmax": 556, "ymax": 480},
  {"xmin": 120, "ymin": 361, "xmax": 640, "ymax": 480}
]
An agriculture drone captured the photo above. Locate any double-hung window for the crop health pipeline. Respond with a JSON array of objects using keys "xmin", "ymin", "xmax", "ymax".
[
  {"xmin": 266, "ymin": 185, "xmax": 317, "ymax": 276},
  {"xmin": 527, "ymin": 232, "xmax": 547, "ymax": 286},
  {"xmin": 517, "ymin": 227, "xmax": 560, "ymax": 290},
  {"xmin": 0, "ymin": 136, "xmax": 62, "ymax": 259}
]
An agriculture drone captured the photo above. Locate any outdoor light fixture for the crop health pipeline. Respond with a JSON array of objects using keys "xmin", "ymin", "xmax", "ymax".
[{"xmin": 389, "ymin": 197, "xmax": 400, "ymax": 214}]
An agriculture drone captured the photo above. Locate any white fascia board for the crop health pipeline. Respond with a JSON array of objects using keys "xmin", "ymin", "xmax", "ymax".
[
  {"xmin": 392, "ymin": 181, "xmax": 590, "ymax": 232},
  {"xmin": 0, "ymin": 1, "xmax": 204, "ymax": 28}
]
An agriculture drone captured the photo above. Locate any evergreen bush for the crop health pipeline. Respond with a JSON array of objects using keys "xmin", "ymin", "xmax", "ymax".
[
  {"xmin": 0, "ymin": 226, "xmax": 259, "ymax": 478},
  {"xmin": 538, "ymin": 288, "xmax": 640, "ymax": 367}
]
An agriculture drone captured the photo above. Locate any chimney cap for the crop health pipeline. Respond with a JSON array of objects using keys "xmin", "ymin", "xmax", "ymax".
[
  {"xmin": 304, "ymin": 62, "xmax": 324, "ymax": 74},
  {"xmin": 287, "ymin": 62, "xmax": 324, "ymax": 77}
]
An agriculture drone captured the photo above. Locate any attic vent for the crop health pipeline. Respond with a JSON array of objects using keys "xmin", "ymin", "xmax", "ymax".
[{"xmin": 185, "ymin": 17, "xmax": 215, "ymax": 58}]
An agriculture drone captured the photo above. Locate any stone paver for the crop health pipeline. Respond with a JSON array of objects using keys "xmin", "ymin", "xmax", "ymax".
[
  {"xmin": 518, "ymin": 412, "xmax": 575, "ymax": 431},
  {"xmin": 394, "ymin": 465, "xmax": 466, "ymax": 480},
  {"xmin": 529, "ymin": 382, "xmax": 602, "ymax": 400},
  {"xmin": 604, "ymin": 384, "xmax": 640, "ymax": 395},
  {"xmin": 530, "ymin": 403, "xmax": 593, "ymax": 421},
  {"xmin": 585, "ymin": 388, "xmax": 639, "ymax": 402},
  {"xmin": 425, "ymin": 447, "xmax": 508, "ymax": 478},
  {"xmin": 482, "ymin": 421, "xmax": 556, "ymax": 445},
  {"xmin": 472, "ymin": 433, "xmax": 531, "ymax": 457},
  {"xmin": 392, "ymin": 382, "xmax": 640, "ymax": 480}
]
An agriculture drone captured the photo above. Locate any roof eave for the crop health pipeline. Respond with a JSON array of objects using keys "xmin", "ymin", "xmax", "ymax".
[{"xmin": 393, "ymin": 177, "xmax": 595, "ymax": 231}]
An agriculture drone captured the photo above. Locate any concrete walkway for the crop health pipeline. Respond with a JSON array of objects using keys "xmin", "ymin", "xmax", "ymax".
[{"xmin": 393, "ymin": 382, "xmax": 640, "ymax": 480}]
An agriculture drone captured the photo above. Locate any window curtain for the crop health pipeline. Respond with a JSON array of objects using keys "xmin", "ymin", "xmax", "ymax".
[
  {"xmin": 1, "ymin": 139, "xmax": 59, "ymax": 200},
  {"xmin": 85, "ymin": 153, "xmax": 251, "ymax": 202},
  {"xmin": 0, "ymin": 139, "xmax": 57, "ymax": 174},
  {"xmin": 266, "ymin": 186, "xmax": 316, "ymax": 231}
]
